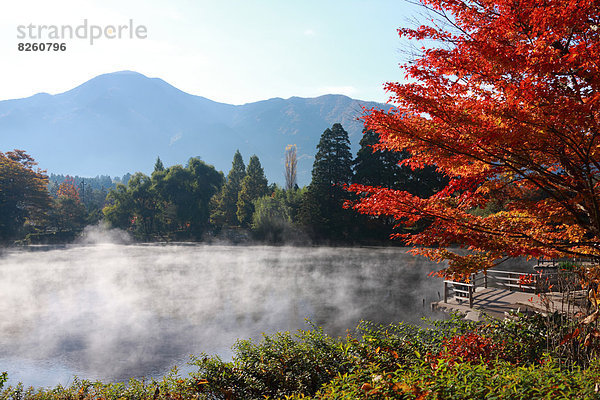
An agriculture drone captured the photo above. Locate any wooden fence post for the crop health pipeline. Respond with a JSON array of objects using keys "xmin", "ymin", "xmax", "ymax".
[
  {"xmin": 469, "ymin": 285, "xmax": 474, "ymax": 308},
  {"xmin": 484, "ymin": 271, "xmax": 488, "ymax": 289},
  {"xmin": 444, "ymin": 281, "xmax": 449, "ymax": 303}
]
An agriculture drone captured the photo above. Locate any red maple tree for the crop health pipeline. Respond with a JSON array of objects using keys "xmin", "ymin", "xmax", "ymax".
[
  {"xmin": 57, "ymin": 176, "xmax": 80, "ymax": 202},
  {"xmin": 348, "ymin": 0, "xmax": 600, "ymax": 277}
]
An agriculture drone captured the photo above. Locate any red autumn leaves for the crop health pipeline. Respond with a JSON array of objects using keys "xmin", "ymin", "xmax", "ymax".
[{"xmin": 349, "ymin": 0, "xmax": 600, "ymax": 276}]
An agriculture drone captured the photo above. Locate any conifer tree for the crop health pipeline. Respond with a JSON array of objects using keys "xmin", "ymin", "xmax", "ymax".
[
  {"xmin": 237, "ymin": 155, "xmax": 269, "ymax": 227},
  {"xmin": 300, "ymin": 123, "xmax": 354, "ymax": 240},
  {"xmin": 154, "ymin": 156, "xmax": 164, "ymax": 172},
  {"xmin": 210, "ymin": 150, "xmax": 246, "ymax": 227},
  {"xmin": 353, "ymin": 129, "xmax": 447, "ymax": 197}
]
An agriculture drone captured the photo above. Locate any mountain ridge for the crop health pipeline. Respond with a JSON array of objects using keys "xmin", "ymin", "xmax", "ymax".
[{"xmin": 0, "ymin": 71, "xmax": 392, "ymax": 185}]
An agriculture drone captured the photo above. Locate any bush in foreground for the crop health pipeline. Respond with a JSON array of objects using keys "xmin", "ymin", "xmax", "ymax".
[{"xmin": 2, "ymin": 313, "xmax": 599, "ymax": 399}]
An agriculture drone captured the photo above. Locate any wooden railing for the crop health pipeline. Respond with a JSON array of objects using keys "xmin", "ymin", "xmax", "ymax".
[
  {"xmin": 443, "ymin": 268, "xmax": 578, "ymax": 308},
  {"xmin": 444, "ymin": 278, "xmax": 476, "ymax": 308}
]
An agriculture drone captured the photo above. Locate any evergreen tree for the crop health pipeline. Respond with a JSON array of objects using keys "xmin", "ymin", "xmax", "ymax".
[
  {"xmin": 210, "ymin": 150, "xmax": 246, "ymax": 227},
  {"xmin": 237, "ymin": 155, "xmax": 269, "ymax": 227},
  {"xmin": 311, "ymin": 123, "xmax": 353, "ymax": 186},
  {"xmin": 353, "ymin": 129, "xmax": 447, "ymax": 197},
  {"xmin": 121, "ymin": 173, "xmax": 132, "ymax": 186},
  {"xmin": 353, "ymin": 129, "xmax": 404, "ymax": 188},
  {"xmin": 154, "ymin": 156, "xmax": 165, "ymax": 172},
  {"xmin": 352, "ymin": 129, "xmax": 449, "ymax": 242},
  {"xmin": 300, "ymin": 123, "xmax": 355, "ymax": 241}
]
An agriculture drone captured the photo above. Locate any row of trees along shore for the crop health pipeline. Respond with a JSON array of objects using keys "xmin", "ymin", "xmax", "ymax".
[
  {"xmin": 0, "ymin": 123, "xmax": 446, "ymax": 245},
  {"xmin": 103, "ymin": 122, "xmax": 445, "ymax": 243}
]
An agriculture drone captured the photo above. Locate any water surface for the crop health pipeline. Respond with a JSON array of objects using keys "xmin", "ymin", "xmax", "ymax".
[{"xmin": 0, "ymin": 241, "xmax": 442, "ymax": 387}]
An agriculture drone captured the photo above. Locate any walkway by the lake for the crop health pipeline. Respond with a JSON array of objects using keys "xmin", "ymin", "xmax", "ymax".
[{"xmin": 431, "ymin": 268, "xmax": 588, "ymax": 321}]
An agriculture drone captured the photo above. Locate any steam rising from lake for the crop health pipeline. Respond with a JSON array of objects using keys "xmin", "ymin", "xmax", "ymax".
[{"xmin": 0, "ymin": 229, "xmax": 442, "ymax": 388}]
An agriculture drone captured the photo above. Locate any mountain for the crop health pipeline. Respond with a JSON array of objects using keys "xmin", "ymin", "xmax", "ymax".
[{"xmin": 0, "ymin": 71, "xmax": 392, "ymax": 185}]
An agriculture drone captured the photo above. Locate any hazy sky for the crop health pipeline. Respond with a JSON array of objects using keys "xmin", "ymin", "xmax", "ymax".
[{"xmin": 1, "ymin": 0, "xmax": 421, "ymax": 104}]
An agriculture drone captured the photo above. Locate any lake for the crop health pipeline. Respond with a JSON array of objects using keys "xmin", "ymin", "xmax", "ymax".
[{"xmin": 0, "ymin": 236, "xmax": 444, "ymax": 388}]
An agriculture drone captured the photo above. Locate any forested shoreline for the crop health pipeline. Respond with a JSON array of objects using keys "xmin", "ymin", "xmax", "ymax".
[{"xmin": 1, "ymin": 123, "xmax": 445, "ymax": 247}]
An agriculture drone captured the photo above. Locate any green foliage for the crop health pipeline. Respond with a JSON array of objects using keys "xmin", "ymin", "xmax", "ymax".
[
  {"xmin": 45, "ymin": 175, "xmax": 112, "ymax": 233},
  {"xmin": 0, "ymin": 368, "xmax": 202, "ymax": 400},
  {"xmin": 5, "ymin": 314, "xmax": 600, "ymax": 399},
  {"xmin": 190, "ymin": 327, "xmax": 347, "ymax": 399},
  {"xmin": 185, "ymin": 317, "xmax": 481, "ymax": 399},
  {"xmin": 311, "ymin": 123, "xmax": 353, "ymax": 188},
  {"xmin": 23, "ymin": 230, "xmax": 77, "ymax": 244},
  {"xmin": 251, "ymin": 192, "xmax": 290, "ymax": 243},
  {"xmin": 152, "ymin": 159, "xmax": 223, "ymax": 237},
  {"xmin": 284, "ymin": 186, "xmax": 305, "ymax": 224},
  {"xmin": 103, "ymin": 158, "xmax": 223, "ymax": 240},
  {"xmin": 0, "ymin": 150, "xmax": 51, "ymax": 242},
  {"xmin": 122, "ymin": 172, "xmax": 159, "ymax": 238},
  {"xmin": 310, "ymin": 315, "xmax": 600, "ymax": 399},
  {"xmin": 316, "ymin": 356, "xmax": 599, "ymax": 399},
  {"xmin": 211, "ymin": 150, "xmax": 246, "ymax": 227},
  {"xmin": 300, "ymin": 123, "xmax": 357, "ymax": 241},
  {"xmin": 353, "ymin": 129, "xmax": 403, "ymax": 189},
  {"xmin": 154, "ymin": 156, "xmax": 165, "ymax": 172},
  {"xmin": 477, "ymin": 312, "xmax": 549, "ymax": 365},
  {"xmin": 48, "ymin": 174, "xmax": 115, "ymax": 221},
  {"xmin": 558, "ymin": 261, "xmax": 579, "ymax": 271},
  {"xmin": 353, "ymin": 129, "xmax": 448, "ymax": 197},
  {"xmin": 250, "ymin": 187, "xmax": 307, "ymax": 243},
  {"xmin": 47, "ymin": 196, "xmax": 87, "ymax": 233},
  {"xmin": 103, "ymin": 183, "xmax": 135, "ymax": 230},
  {"xmin": 236, "ymin": 155, "xmax": 269, "ymax": 227}
]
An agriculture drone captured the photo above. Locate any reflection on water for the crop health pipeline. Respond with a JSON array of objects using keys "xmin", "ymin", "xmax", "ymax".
[{"xmin": 0, "ymin": 243, "xmax": 442, "ymax": 388}]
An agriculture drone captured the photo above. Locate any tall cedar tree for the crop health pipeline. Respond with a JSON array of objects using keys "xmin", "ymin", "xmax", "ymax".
[
  {"xmin": 211, "ymin": 150, "xmax": 246, "ymax": 227},
  {"xmin": 353, "ymin": 129, "xmax": 447, "ymax": 197},
  {"xmin": 348, "ymin": 0, "xmax": 600, "ymax": 278},
  {"xmin": 353, "ymin": 130, "xmax": 447, "ymax": 241},
  {"xmin": 154, "ymin": 156, "xmax": 165, "ymax": 172},
  {"xmin": 301, "ymin": 123, "xmax": 354, "ymax": 241},
  {"xmin": 0, "ymin": 150, "xmax": 50, "ymax": 241},
  {"xmin": 237, "ymin": 155, "xmax": 269, "ymax": 227}
]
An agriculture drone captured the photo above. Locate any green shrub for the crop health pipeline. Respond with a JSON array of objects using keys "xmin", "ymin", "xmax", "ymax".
[
  {"xmin": 313, "ymin": 357, "xmax": 600, "ymax": 399},
  {"xmin": 190, "ymin": 327, "xmax": 347, "ymax": 399},
  {"xmin": 3, "ymin": 313, "xmax": 600, "ymax": 399},
  {"xmin": 0, "ymin": 368, "xmax": 201, "ymax": 400}
]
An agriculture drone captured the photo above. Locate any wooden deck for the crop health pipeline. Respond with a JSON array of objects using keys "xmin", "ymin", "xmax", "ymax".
[
  {"xmin": 431, "ymin": 268, "xmax": 587, "ymax": 321},
  {"xmin": 432, "ymin": 287, "xmax": 584, "ymax": 320}
]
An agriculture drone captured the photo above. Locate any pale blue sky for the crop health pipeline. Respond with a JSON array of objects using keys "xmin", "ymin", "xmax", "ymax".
[{"xmin": 1, "ymin": 0, "xmax": 421, "ymax": 104}]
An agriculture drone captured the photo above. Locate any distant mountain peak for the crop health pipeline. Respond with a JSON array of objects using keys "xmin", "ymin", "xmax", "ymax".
[{"xmin": 0, "ymin": 71, "xmax": 393, "ymax": 185}]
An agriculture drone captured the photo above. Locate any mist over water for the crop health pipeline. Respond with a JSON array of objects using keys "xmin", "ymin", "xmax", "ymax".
[{"xmin": 0, "ymin": 230, "xmax": 443, "ymax": 388}]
